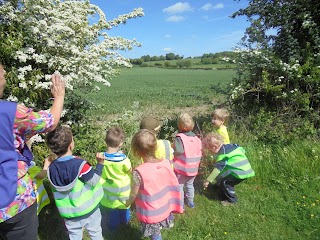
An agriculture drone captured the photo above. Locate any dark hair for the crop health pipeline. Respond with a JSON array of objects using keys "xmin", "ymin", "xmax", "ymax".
[
  {"xmin": 131, "ymin": 129, "xmax": 157, "ymax": 158},
  {"xmin": 105, "ymin": 127, "xmax": 125, "ymax": 148},
  {"xmin": 46, "ymin": 126, "xmax": 73, "ymax": 156}
]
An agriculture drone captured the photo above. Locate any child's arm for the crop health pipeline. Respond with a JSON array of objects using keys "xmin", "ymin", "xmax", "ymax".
[
  {"xmin": 125, "ymin": 170, "xmax": 140, "ymax": 206},
  {"xmin": 35, "ymin": 153, "xmax": 56, "ymax": 180},
  {"xmin": 79, "ymin": 156, "xmax": 104, "ymax": 186},
  {"xmin": 173, "ymin": 136, "xmax": 184, "ymax": 156},
  {"xmin": 203, "ymin": 159, "xmax": 227, "ymax": 188},
  {"xmin": 125, "ymin": 184, "xmax": 139, "ymax": 207}
]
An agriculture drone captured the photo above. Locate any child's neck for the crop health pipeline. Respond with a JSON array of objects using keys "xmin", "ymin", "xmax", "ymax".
[
  {"xmin": 143, "ymin": 156, "xmax": 160, "ymax": 163},
  {"xmin": 59, "ymin": 149, "xmax": 73, "ymax": 158},
  {"xmin": 106, "ymin": 146, "xmax": 120, "ymax": 154}
]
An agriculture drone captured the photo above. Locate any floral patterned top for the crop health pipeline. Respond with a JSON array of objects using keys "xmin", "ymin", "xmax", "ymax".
[{"xmin": 0, "ymin": 104, "xmax": 54, "ymax": 222}]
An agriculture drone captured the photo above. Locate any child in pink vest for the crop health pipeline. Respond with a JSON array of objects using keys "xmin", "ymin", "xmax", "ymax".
[
  {"xmin": 173, "ymin": 113, "xmax": 202, "ymax": 209},
  {"xmin": 126, "ymin": 129, "xmax": 183, "ymax": 240}
]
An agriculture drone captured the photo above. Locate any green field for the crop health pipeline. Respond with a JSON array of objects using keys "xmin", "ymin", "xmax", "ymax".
[
  {"xmin": 37, "ymin": 67, "xmax": 319, "ymax": 240},
  {"xmin": 84, "ymin": 67, "xmax": 235, "ymax": 119}
]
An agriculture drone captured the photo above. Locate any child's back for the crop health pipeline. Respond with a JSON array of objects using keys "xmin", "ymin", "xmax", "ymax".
[
  {"xmin": 97, "ymin": 127, "xmax": 131, "ymax": 233},
  {"xmin": 46, "ymin": 126, "xmax": 104, "ymax": 240},
  {"xmin": 173, "ymin": 113, "xmax": 202, "ymax": 209}
]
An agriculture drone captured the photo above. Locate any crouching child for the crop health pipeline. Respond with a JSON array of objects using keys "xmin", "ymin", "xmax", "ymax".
[{"xmin": 202, "ymin": 133, "xmax": 255, "ymax": 206}]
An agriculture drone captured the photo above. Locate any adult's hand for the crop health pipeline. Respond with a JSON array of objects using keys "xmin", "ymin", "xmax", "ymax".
[
  {"xmin": 51, "ymin": 73, "xmax": 65, "ymax": 98},
  {"xmin": 50, "ymin": 73, "xmax": 65, "ymax": 130}
]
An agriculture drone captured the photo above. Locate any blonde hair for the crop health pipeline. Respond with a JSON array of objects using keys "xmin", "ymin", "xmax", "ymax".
[
  {"xmin": 212, "ymin": 108, "xmax": 230, "ymax": 123},
  {"xmin": 202, "ymin": 133, "xmax": 224, "ymax": 150},
  {"xmin": 131, "ymin": 129, "xmax": 157, "ymax": 158},
  {"xmin": 178, "ymin": 113, "xmax": 194, "ymax": 131}
]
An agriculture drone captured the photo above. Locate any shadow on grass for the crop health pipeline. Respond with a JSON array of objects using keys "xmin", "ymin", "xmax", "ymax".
[
  {"xmin": 194, "ymin": 176, "xmax": 225, "ymax": 202},
  {"xmin": 102, "ymin": 223, "xmax": 141, "ymax": 240}
]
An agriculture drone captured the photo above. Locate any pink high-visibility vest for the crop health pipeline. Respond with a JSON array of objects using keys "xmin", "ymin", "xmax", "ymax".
[
  {"xmin": 135, "ymin": 160, "xmax": 183, "ymax": 224},
  {"xmin": 173, "ymin": 133, "xmax": 202, "ymax": 176}
]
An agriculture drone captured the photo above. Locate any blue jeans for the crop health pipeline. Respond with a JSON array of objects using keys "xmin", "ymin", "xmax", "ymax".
[
  {"xmin": 175, "ymin": 173, "xmax": 196, "ymax": 206},
  {"xmin": 100, "ymin": 206, "xmax": 130, "ymax": 235},
  {"xmin": 221, "ymin": 176, "xmax": 244, "ymax": 203},
  {"xmin": 64, "ymin": 207, "xmax": 103, "ymax": 240}
]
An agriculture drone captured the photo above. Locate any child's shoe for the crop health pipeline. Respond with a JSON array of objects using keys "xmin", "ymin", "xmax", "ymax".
[
  {"xmin": 220, "ymin": 200, "xmax": 235, "ymax": 206},
  {"xmin": 186, "ymin": 202, "xmax": 195, "ymax": 208}
]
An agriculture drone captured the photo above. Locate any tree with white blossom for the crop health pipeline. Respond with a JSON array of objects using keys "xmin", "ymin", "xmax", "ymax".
[{"xmin": 0, "ymin": 0, "xmax": 144, "ymax": 110}]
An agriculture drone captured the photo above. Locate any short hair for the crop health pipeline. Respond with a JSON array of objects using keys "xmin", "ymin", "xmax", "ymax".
[
  {"xmin": 105, "ymin": 127, "xmax": 125, "ymax": 148},
  {"xmin": 212, "ymin": 108, "xmax": 230, "ymax": 122},
  {"xmin": 178, "ymin": 113, "xmax": 194, "ymax": 131},
  {"xmin": 46, "ymin": 126, "xmax": 73, "ymax": 156},
  {"xmin": 131, "ymin": 129, "xmax": 157, "ymax": 158},
  {"xmin": 202, "ymin": 133, "xmax": 224, "ymax": 150}
]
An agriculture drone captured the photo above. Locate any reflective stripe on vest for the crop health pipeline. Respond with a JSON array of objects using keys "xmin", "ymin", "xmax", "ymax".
[
  {"xmin": 217, "ymin": 146, "xmax": 255, "ymax": 179},
  {"xmin": 135, "ymin": 160, "xmax": 183, "ymax": 223},
  {"xmin": 173, "ymin": 133, "xmax": 202, "ymax": 176},
  {"xmin": 28, "ymin": 166, "xmax": 50, "ymax": 215},
  {"xmin": 48, "ymin": 161, "xmax": 103, "ymax": 218},
  {"xmin": 155, "ymin": 139, "xmax": 173, "ymax": 160}
]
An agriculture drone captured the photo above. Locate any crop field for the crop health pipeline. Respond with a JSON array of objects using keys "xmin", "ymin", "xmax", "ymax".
[{"xmin": 83, "ymin": 67, "xmax": 235, "ymax": 119}]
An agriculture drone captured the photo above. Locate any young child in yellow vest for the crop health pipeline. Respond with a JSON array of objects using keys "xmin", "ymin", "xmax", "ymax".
[
  {"xmin": 202, "ymin": 133, "xmax": 255, "ymax": 206},
  {"xmin": 46, "ymin": 126, "xmax": 104, "ymax": 240},
  {"xmin": 95, "ymin": 127, "xmax": 131, "ymax": 235},
  {"xmin": 173, "ymin": 113, "xmax": 202, "ymax": 209},
  {"xmin": 211, "ymin": 108, "xmax": 230, "ymax": 144},
  {"xmin": 28, "ymin": 153, "xmax": 56, "ymax": 215},
  {"xmin": 126, "ymin": 129, "xmax": 183, "ymax": 240},
  {"xmin": 140, "ymin": 117, "xmax": 174, "ymax": 165}
]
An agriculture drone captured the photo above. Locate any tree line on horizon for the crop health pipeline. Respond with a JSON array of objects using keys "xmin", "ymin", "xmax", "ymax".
[{"xmin": 130, "ymin": 51, "xmax": 237, "ymax": 65}]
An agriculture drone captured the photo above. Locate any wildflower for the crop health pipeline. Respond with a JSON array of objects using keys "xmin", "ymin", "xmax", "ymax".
[{"xmin": 224, "ymin": 232, "xmax": 228, "ymax": 235}]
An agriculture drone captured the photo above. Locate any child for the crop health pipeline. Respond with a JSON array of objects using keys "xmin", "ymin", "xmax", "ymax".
[
  {"xmin": 172, "ymin": 113, "xmax": 202, "ymax": 209},
  {"xmin": 140, "ymin": 117, "xmax": 174, "ymax": 163},
  {"xmin": 46, "ymin": 126, "xmax": 104, "ymax": 240},
  {"xmin": 96, "ymin": 127, "xmax": 131, "ymax": 234},
  {"xmin": 28, "ymin": 154, "xmax": 56, "ymax": 215},
  {"xmin": 211, "ymin": 108, "xmax": 230, "ymax": 144},
  {"xmin": 126, "ymin": 129, "xmax": 183, "ymax": 240},
  {"xmin": 202, "ymin": 133, "xmax": 255, "ymax": 206}
]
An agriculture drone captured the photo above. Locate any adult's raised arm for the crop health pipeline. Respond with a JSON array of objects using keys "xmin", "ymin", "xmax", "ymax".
[{"xmin": 49, "ymin": 73, "xmax": 65, "ymax": 130}]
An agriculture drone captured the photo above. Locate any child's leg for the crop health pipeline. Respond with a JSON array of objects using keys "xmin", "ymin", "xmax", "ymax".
[
  {"xmin": 221, "ymin": 176, "xmax": 244, "ymax": 203},
  {"xmin": 64, "ymin": 218, "xmax": 84, "ymax": 240},
  {"xmin": 151, "ymin": 232, "xmax": 162, "ymax": 240},
  {"xmin": 108, "ymin": 209, "xmax": 121, "ymax": 229},
  {"xmin": 84, "ymin": 207, "xmax": 103, "ymax": 240},
  {"xmin": 185, "ymin": 176, "xmax": 196, "ymax": 206},
  {"xmin": 175, "ymin": 173, "xmax": 188, "ymax": 207},
  {"xmin": 119, "ymin": 208, "xmax": 131, "ymax": 225}
]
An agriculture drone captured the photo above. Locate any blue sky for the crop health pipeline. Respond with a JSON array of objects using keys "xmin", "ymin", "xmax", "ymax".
[{"xmin": 90, "ymin": 0, "xmax": 250, "ymax": 59}]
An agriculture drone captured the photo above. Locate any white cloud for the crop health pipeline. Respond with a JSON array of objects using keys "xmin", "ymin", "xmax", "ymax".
[
  {"xmin": 163, "ymin": 48, "xmax": 172, "ymax": 52},
  {"xmin": 163, "ymin": 2, "xmax": 193, "ymax": 14},
  {"xmin": 164, "ymin": 34, "xmax": 171, "ymax": 38},
  {"xmin": 200, "ymin": 3, "xmax": 224, "ymax": 11},
  {"xmin": 166, "ymin": 15, "xmax": 185, "ymax": 22},
  {"xmin": 200, "ymin": 3, "xmax": 213, "ymax": 11},
  {"xmin": 213, "ymin": 3, "xmax": 224, "ymax": 9}
]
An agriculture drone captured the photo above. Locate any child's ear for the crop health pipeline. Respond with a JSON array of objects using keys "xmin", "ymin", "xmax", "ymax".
[
  {"xmin": 69, "ymin": 139, "xmax": 75, "ymax": 151},
  {"xmin": 119, "ymin": 142, "xmax": 124, "ymax": 147}
]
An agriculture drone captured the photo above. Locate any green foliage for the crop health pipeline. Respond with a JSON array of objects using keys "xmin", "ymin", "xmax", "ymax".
[{"xmin": 229, "ymin": 0, "xmax": 320, "ymax": 143}]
